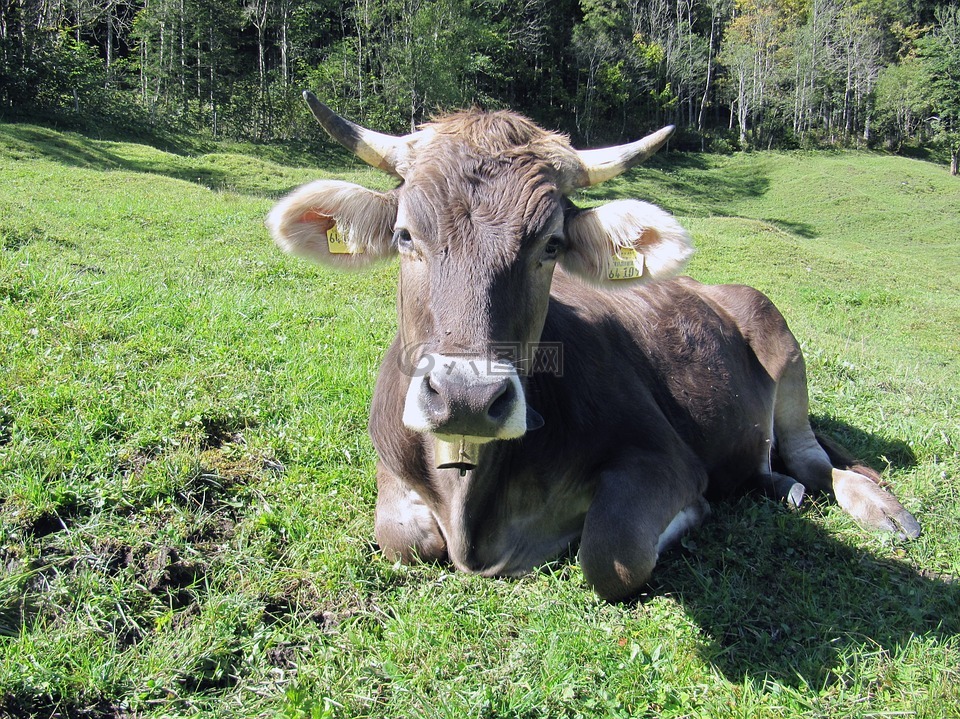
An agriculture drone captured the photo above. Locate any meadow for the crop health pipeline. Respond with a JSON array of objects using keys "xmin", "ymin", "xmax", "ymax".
[{"xmin": 0, "ymin": 121, "xmax": 957, "ymax": 718}]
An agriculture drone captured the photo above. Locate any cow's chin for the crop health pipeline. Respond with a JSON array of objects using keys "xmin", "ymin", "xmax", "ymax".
[{"xmin": 433, "ymin": 433, "xmax": 498, "ymax": 445}]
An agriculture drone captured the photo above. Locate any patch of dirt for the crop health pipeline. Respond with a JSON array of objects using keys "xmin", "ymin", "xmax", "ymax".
[
  {"xmin": 30, "ymin": 512, "xmax": 71, "ymax": 538},
  {"xmin": 174, "ymin": 468, "xmax": 236, "ymax": 512},
  {"xmin": 86, "ymin": 538, "xmax": 131, "ymax": 575},
  {"xmin": 175, "ymin": 449, "xmax": 279, "ymax": 516},
  {"xmin": 265, "ymin": 642, "xmax": 300, "ymax": 670},
  {"xmin": 0, "ymin": 488, "xmax": 89, "ymax": 541},
  {"xmin": 177, "ymin": 648, "xmax": 244, "ymax": 692},
  {"xmin": 0, "ymin": 695, "xmax": 132, "ymax": 719},
  {"xmin": 115, "ymin": 444, "xmax": 162, "ymax": 481},
  {"xmin": 196, "ymin": 413, "xmax": 257, "ymax": 450},
  {"xmin": 132, "ymin": 544, "xmax": 207, "ymax": 599},
  {"xmin": 0, "ymin": 406, "xmax": 12, "ymax": 446},
  {"xmin": 257, "ymin": 577, "xmax": 375, "ymax": 638},
  {"xmin": 26, "ymin": 500, "xmax": 89, "ymax": 539},
  {"xmin": 260, "ymin": 594, "xmax": 332, "ymax": 629},
  {"xmin": 0, "ymin": 555, "xmax": 42, "ymax": 638}
]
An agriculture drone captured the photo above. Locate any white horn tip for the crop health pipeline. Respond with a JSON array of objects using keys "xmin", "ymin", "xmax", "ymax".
[{"xmin": 653, "ymin": 125, "xmax": 676, "ymax": 143}]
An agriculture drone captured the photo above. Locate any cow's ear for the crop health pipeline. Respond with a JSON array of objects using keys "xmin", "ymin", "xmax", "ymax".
[
  {"xmin": 561, "ymin": 200, "xmax": 694, "ymax": 287},
  {"xmin": 267, "ymin": 180, "xmax": 397, "ymax": 269}
]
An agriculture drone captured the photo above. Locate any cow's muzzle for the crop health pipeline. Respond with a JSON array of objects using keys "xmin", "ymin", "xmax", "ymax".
[{"xmin": 402, "ymin": 354, "xmax": 528, "ymax": 444}]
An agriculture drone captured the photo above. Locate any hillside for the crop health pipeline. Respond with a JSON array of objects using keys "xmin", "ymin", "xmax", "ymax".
[{"xmin": 1, "ymin": 124, "xmax": 957, "ymax": 718}]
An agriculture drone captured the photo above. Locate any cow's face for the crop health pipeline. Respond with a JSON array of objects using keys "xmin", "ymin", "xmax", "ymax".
[{"xmin": 268, "ymin": 94, "xmax": 694, "ymax": 450}]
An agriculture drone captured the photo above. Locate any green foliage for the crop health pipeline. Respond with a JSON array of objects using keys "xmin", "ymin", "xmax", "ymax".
[
  {"xmin": 874, "ymin": 57, "xmax": 931, "ymax": 147},
  {"xmin": 917, "ymin": 4, "xmax": 960, "ymax": 172},
  {"xmin": 2, "ymin": 0, "xmax": 959, "ymax": 160}
]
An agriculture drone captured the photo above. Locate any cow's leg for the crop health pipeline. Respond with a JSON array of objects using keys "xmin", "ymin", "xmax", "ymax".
[
  {"xmin": 373, "ymin": 462, "xmax": 447, "ymax": 564},
  {"xmin": 773, "ymin": 356, "xmax": 920, "ymax": 538},
  {"xmin": 759, "ymin": 471, "xmax": 806, "ymax": 509},
  {"xmin": 579, "ymin": 452, "xmax": 708, "ymax": 602}
]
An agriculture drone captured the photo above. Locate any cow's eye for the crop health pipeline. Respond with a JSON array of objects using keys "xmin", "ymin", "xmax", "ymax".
[
  {"xmin": 542, "ymin": 236, "xmax": 564, "ymax": 261},
  {"xmin": 393, "ymin": 228, "xmax": 414, "ymax": 251}
]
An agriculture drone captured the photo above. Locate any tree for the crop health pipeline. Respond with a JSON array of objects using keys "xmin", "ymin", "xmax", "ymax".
[
  {"xmin": 874, "ymin": 57, "xmax": 929, "ymax": 149},
  {"xmin": 718, "ymin": 0, "xmax": 781, "ymax": 147},
  {"xmin": 918, "ymin": 3, "xmax": 960, "ymax": 174},
  {"xmin": 572, "ymin": 0, "xmax": 626, "ymax": 142},
  {"xmin": 697, "ymin": 0, "xmax": 732, "ymax": 135}
]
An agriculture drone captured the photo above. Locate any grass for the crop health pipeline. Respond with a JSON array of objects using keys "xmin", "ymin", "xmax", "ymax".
[{"xmin": 0, "ymin": 121, "xmax": 957, "ymax": 718}]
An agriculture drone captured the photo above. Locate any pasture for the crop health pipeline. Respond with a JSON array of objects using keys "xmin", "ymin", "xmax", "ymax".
[{"xmin": 0, "ymin": 122, "xmax": 957, "ymax": 718}]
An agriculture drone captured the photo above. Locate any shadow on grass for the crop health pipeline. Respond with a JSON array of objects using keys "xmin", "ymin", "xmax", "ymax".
[
  {"xmin": 645, "ymin": 414, "xmax": 935, "ymax": 688},
  {"xmin": 0, "ymin": 123, "xmax": 353, "ymax": 196},
  {"xmin": 0, "ymin": 222, "xmax": 78, "ymax": 251},
  {"xmin": 811, "ymin": 414, "xmax": 917, "ymax": 470},
  {"xmin": 762, "ymin": 217, "xmax": 819, "ymax": 239},
  {"xmin": 579, "ymin": 151, "xmax": 773, "ymax": 219},
  {"xmin": 651, "ymin": 497, "xmax": 958, "ymax": 689}
]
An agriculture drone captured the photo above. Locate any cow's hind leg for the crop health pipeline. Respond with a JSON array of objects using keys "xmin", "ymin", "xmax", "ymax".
[
  {"xmin": 580, "ymin": 450, "xmax": 708, "ymax": 602},
  {"xmin": 374, "ymin": 462, "xmax": 447, "ymax": 564},
  {"xmin": 773, "ymin": 356, "xmax": 920, "ymax": 538}
]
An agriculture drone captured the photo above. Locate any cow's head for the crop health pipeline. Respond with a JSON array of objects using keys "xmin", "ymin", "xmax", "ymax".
[{"xmin": 268, "ymin": 93, "xmax": 693, "ymax": 464}]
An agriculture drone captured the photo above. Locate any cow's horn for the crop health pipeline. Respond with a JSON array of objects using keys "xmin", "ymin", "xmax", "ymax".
[
  {"xmin": 303, "ymin": 91, "xmax": 410, "ymax": 177},
  {"xmin": 573, "ymin": 125, "xmax": 675, "ymax": 188}
]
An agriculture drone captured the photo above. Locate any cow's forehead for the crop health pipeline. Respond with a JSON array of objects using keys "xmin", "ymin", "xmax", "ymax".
[{"xmin": 397, "ymin": 137, "xmax": 565, "ymax": 243}]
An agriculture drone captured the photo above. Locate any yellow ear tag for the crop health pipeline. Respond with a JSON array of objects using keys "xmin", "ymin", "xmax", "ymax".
[
  {"xmin": 608, "ymin": 246, "xmax": 645, "ymax": 281},
  {"xmin": 326, "ymin": 223, "xmax": 363, "ymax": 255}
]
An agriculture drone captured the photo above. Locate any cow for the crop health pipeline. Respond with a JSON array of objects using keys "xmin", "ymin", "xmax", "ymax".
[{"xmin": 267, "ymin": 92, "xmax": 920, "ymax": 602}]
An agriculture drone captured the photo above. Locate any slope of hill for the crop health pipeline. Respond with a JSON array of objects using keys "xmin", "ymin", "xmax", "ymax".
[{"xmin": 1, "ymin": 123, "xmax": 957, "ymax": 719}]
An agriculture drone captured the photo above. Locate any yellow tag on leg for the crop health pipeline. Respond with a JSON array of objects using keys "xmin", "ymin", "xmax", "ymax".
[{"xmin": 608, "ymin": 246, "xmax": 645, "ymax": 281}]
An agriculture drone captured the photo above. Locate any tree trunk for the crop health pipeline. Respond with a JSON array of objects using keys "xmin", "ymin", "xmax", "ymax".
[
  {"xmin": 208, "ymin": 23, "xmax": 218, "ymax": 137},
  {"xmin": 697, "ymin": 8, "xmax": 717, "ymax": 136},
  {"xmin": 106, "ymin": 6, "xmax": 114, "ymax": 87},
  {"xmin": 737, "ymin": 72, "xmax": 748, "ymax": 146},
  {"xmin": 280, "ymin": 6, "xmax": 288, "ymax": 85},
  {"xmin": 180, "ymin": 0, "xmax": 187, "ymax": 112},
  {"xmin": 196, "ymin": 37, "xmax": 202, "ymax": 127},
  {"xmin": 257, "ymin": 26, "xmax": 265, "ymax": 90}
]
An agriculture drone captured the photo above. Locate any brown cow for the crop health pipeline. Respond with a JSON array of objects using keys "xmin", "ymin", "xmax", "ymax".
[{"xmin": 267, "ymin": 92, "xmax": 919, "ymax": 601}]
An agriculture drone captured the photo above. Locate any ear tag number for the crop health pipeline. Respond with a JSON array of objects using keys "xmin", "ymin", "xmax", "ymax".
[
  {"xmin": 326, "ymin": 223, "xmax": 363, "ymax": 254},
  {"xmin": 302, "ymin": 210, "xmax": 365, "ymax": 255},
  {"xmin": 608, "ymin": 246, "xmax": 644, "ymax": 281}
]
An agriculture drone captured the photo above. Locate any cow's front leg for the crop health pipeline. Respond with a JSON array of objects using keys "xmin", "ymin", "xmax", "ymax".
[
  {"xmin": 373, "ymin": 462, "xmax": 447, "ymax": 564},
  {"xmin": 579, "ymin": 453, "xmax": 708, "ymax": 602}
]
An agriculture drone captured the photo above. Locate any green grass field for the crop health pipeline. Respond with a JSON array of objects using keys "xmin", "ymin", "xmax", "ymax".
[{"xmin": 0, "ymin": 122, "xmax": 957, "ymax": 718}]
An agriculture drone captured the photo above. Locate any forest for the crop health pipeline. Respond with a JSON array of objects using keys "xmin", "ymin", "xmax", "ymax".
[{"xmin": 1, "ymin": 0, "xmax": 959, "ymax": 171}]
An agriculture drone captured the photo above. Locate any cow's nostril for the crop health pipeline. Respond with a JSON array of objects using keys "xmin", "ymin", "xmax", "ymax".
[
  {"xmin": 487, "ymin": 381, "xmax": 516, "ymax": 421},
  {"xmin": 425, "ymin": 373, "xmax": 440, "ymax": 396}
]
